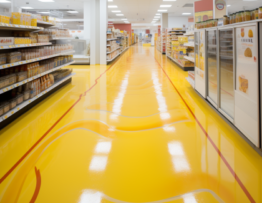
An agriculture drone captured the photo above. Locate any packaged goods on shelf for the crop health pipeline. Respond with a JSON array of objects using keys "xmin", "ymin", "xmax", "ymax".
[
  {"xmin": 52, "ymin": 69, "xmax": 72, "ymax": 82},
  {"xmin": 0, "ymin": 37, "xmax": 14, "ymax": 46},
  {"xmin": 11, "ymin": 12, "xmax": 33, "ymax": 26},
  {"xmin": 178, "ymin": 36, "xmax": 188, "ymax": 44},
  {"xmin": 7, "ymin": 52, "xmax": 21, "ymax": 63},
  {"xmin": 172, "ymin": 28, "xmax": 183, "ymax": 31},
  {"xmin": 107, "ymin": 33, "xmax": 115, "ymax": 39},
  {"xmin": 0, "ymin": 55, "xmax": 73, "ymax": 90},
  {"xmin": 0, "ymin": 15, "xmax": 10, "ymax": 24},
  {"xmin": 14, "ymin": 38, "xmax": 31, "ymax": 45},
  {"xmin": 31, "ymin": 14, "xmax": 37, "ymax": 27},
  {"xmin": 39, "ymin": 28, "xmax": 72, "ymax": 39}
]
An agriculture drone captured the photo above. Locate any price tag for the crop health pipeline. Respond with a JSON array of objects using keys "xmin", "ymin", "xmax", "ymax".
[
  {"xmin": 23, "ymin": 81, "xmax": 25, "ymax": 84},
  {"xmin": 11, "ymin": 111, "xmax": 14, "ymax": 114},
  {"xmin": 19, "ymin": 62, "xmax": 23, "ymax": 64},
  {"xmin": 29, "ymin": 100, "xmax": 31, "ymax": 103},
  {"xmin": 17, "ymin": 107, "xmax": 20, "ymax": 110},
  {"xmin": 7, "ymin": 65, "xmax": 10, "ymax": 67},
  {"xmin": 1, "ymin": 46, "xmax": 3, "ymax": 49},
  {"xmin": 3, "ymin": 65, "xmax": 6, "ymax": 68},
  {"xmin": 4, "ymin": 115, "xmax": 7, "ymax": 119},
  {"xmin": 11, "ymin": 63, "xmax": 14, "ymax": 66},
  {"xmin": 16, "ymin": 84, "xmax": 19, "ymax": 87},
  {"xmin": 9, "ymin": 45, "xmax": 12, "ymax": 48},
  {"xmin": 17, "ymin": 45, "xmax": 20, "ymax": 47}
]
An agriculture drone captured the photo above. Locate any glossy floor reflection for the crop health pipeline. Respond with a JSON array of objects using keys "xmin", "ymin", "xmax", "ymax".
[{"xmin": 0, "ymin": 44, "xmax": 261, "ymax": 203}]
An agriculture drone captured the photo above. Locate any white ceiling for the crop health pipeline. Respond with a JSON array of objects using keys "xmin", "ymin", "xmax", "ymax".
[{"xmin": 0, "ymin": 0, "xmax": 261, "ymax": 30}]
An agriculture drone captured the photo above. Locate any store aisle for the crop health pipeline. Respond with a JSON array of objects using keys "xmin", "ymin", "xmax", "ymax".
[{"xmin": 0, "ymin": 45, "xmax": 261, "ymax": 203}]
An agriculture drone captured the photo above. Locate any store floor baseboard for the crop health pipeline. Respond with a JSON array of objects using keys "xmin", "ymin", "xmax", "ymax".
[{"xmin": 0, "ymin": 76, "xmax": 72, "ymax": 130}]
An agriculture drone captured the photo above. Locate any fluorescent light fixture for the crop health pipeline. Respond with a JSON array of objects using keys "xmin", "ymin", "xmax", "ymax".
[
  {"xmin": 108, "ymin": 5, "xmax": 117, "ymax": 8},
  {"xmin": 112, "ymin": 10, "xmax": 121, "ymax": 12},
  {"xmin": 38, "ymin": 0, "xmax": 54, "ymax": 2},
  {"xmin": 154, "ymin": 24, "xmax": 159, "ymax": 26},
  {"xmin": 67, "ymin": 10, "xmax": 78, "ymax": 13},
  {"xmin": 153, "ymin": 19, "xmax": 158, "ymax": 21},
  {"xmin": 227, "ymin": 5, "xmax": 231, "ymax": 7},
  {"xmin": 158, "ymin": 10, "xmax": 167, "ymax": 12},
  {"xmin": 152, "ymin": 21, "xmax": 156, "ymax": 23},
  {"xmin": 156, "ymin": 13, "xmax": 161, "ymax": 15},
  {"xmin": 38, "ymin": 11, "xmax": 50, "ymax": 14},
  {"xmin": 155, "ymin": 16, "xmax": 161, "ymax": 18},
  {"xmin": 116, "ymin": 14, "xmax": 124, "ymax": 16},
  {"xmin": 108, "ymin": 0, "xmax": 113, "ymax": 1},
  {"xmin": 21, "ymin": 6, "xmax": 33, "ymax": 9},
  {"xmin": 124, "ymin": 21, "xmax": 129, "ymax": 23},
  {"xmin": 121, "ymin": 18, "xmax": 127, "ymax": 20},
  {"xmin": 0, "ymin": 0, "xmax": 11, "ymax": 3},
  {"xmin": 182, "ymin": 13, "xmax": 191, "ymax": 15},
  {"xmin": 163, "ymin": 0, "xmax": 176, "ymax": 1},
  {"xmin": 160, "ymin": 5, "xmax": 172, "ymax": 7}
]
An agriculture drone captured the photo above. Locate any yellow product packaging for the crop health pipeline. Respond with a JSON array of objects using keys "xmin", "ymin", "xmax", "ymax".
[
  {"xmin": 0, "ymin": 15, "xmax": 10, "ymax": 24},
  {"xmin": 178, "ymin": 36, "xmax": 188, "ymax": 44},
  {"xmin": 11, "ymin": 12, "xmax": 21, "ymax": 25}
]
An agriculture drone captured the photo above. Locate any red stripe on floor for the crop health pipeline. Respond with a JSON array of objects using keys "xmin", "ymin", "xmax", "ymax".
[
  {"xmin": 29, "ymin": 167, "xmax": 41, "ymax": 203},
  {"xmin": 155, "ymin": 58, "xmax": 255, "ymax": 203}
]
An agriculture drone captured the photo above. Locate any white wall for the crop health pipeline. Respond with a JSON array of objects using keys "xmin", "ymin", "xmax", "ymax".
[{"xmin": 168, "ymin": 16, "xmax": 194, "ymax": 29}]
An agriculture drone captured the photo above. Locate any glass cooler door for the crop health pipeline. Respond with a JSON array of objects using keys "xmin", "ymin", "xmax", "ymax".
[
  {"xmin": 219, "ymin": 29, "xmax": 234, "ymax": 120},
  {"xmin": 195, "ymin": 32, "xmax": 199, "ymax": 69},
  {"xmin": 207, "ymin": 29, "xmax": 218, "ymax": 106}
]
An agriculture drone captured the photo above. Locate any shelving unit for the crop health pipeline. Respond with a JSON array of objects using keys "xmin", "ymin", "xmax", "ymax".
[
  {"xmin": 0, "ymin": 73, "xmax": 75, "ymax": 124},
  {"xmin": 167, "ymin": 55, "xmax": 194, "ymax": 71},
  {"xmin": 0, "ymin": 23, "xmax": 43, "ymax": 31},
  {"xmin": 0, "ymin": 60, "xmax": 74, "ymax": 94},
  {"xmin": 106, "ymin": 31, "xmax": 129, "ymax": 64},
  {"xmin": 184, "ymin": 56, "xmax": 195, "ymax": 63},
  {"xmin": 0, "ymin": 50, "xmax": 74, "ymax": 70},
  {"xmin": 0, "ymin": 20, "xmax": 75, "ymax": 129},
  {"xmin": 0, "ymin": 42, "xmax": 52, "ymax": 50},
  {"xmin": 107, "ymin": 47, "xmax": 120, "ymax": 54}
]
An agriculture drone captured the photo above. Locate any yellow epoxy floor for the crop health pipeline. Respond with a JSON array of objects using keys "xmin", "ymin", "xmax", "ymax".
[{"xmin": 0, "ymin": 45, "xmax": 262, "ymax": 203}]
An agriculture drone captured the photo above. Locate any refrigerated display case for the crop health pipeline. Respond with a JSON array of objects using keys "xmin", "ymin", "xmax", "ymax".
[
  {"xmin": 207, "ymin": 28, "xmax": 218, "ymax": 106},
  {"xmin": 219, "ymin": 28, "xmax": 235, "ymax": 120},
  {"xmin": 194, "ymin": 30, "xmax": 207, "ymax": 98},
  {"xmin": 193, "ymin": 20, "xmax": 261, "ymax": 148}
]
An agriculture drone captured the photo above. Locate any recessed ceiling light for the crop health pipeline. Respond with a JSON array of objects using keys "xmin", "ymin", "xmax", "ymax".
[
  {"xmin": 0, "ymin": 0, "xmax": 11, "ymax": 3},
  {"xmin": 21, "ymin": 6, "xmax": 33, "ymax": 9},
  {"xmin": 155, "ymin": 16, "xmax": 161, "ymax": 18},
  {"xmin": 163, "ymin": 0, "xmax": 176, "ymax": 1},
  {"xmin": 124, "ymin": 21, "xmax": 129, "ymax": 23},
  {"xmin": 156, "ymin": 13, "xmax": 161, "ymax": 15},
  {"xmin": 38, "ymin": 0, "xmax": 54, "ymax": 2},
  {"xmin": 227, "ymin": 5, "xmax": 231, "ymax": 7},
  {"xmin": 108, "ymin": 0, "xmax": 113, "ymax": 1},
  {"xmin": 67, "ymin": 10, "xmax": 78, "ymax": 13},
  {"xmin": 108, "ymin": 5, "xmax": 117, "ymax": 8},
  {"xmin": 152, "ymin": 21, "xmax": 156, "ymax": 23},
  {"xmin": 116, "ymin": 14, "xmax": 124, "ymax": 16},
  {"xmin": 38, "ymin": 11, "xmax": 50, "ymax": 14},
  {"xmin": 160, "ymin": 5, "xmax": 172, "ymax": 7},
  {"xmin": 182, "ymin": 13, "xmax": 191, "ymax": 15},
  {"xmin": 112, "ymin": 10, "xmax": 121, "ymax": 12},
  {"xmin": 121, "ymin": 18, "xmax": 127, "ymax": 20},
  {"xmin": 158, "ymin": 10, "xmax": 167, "ymax": 12}
]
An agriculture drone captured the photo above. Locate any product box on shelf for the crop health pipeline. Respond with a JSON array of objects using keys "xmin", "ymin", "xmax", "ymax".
[{"xmin": 0, "ymin": 37, "xmax": 14, "ymax": 46}]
